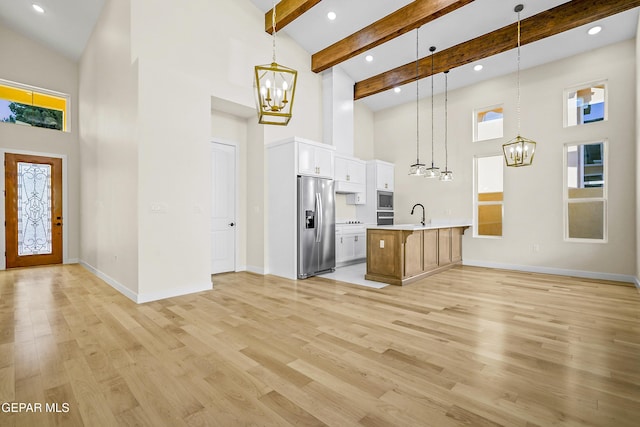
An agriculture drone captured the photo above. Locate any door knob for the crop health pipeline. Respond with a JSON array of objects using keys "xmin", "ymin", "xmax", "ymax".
[{"xmin": 229, "ymin": 222, "xmax": 235, "ymax": 227}]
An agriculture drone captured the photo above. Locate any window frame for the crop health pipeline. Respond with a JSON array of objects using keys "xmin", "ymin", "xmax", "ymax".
[
  {"xmin": 0, "ymin": 78, "xmax": 70, "ymax": 132},
  {"xmin": 563, "ymin": 80, "xmax": 608, "ymax": 128},
  {"xmin": 473, "ymin": 104, "xmax": 504, "ymax": 142},
  {"xmin": 473, "ymin": 154, "xmax": 504, "ymax": 239},
  {"xmin": 563, "ymin": 139, "xmax": 608, "ymax": 243}
]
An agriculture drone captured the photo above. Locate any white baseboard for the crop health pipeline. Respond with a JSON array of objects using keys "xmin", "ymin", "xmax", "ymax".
[
  {"xmin": 136, "ymin": 282, "xmax": 212, "ymax": 304},
  {"xmin": 80, "ymin": 260, "xmax": 213, "ymax": 303},
  {"xmin": 634, "ymin": 277, "xmax": 640, "ymax": 291},
  {"xmin": 463, "ymin": 259, "xmax": 636, "ymax": 283},
  {"xmin": 245, "ymin": 265, "xmax": 265, "ymax": 275},
  {"xmin": 64, "ymin": 258, "xmax": 79, "ymax": 264},
  {"xmin": 79, "ymin": 260, "xmax": 138, "ymax": 302}
]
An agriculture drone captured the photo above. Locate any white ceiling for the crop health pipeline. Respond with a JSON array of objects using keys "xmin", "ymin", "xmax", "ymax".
[
  {"xmin": 0, "ymin": 0, "xmax": 637, "ymax": 112},
  {"xmin": 251, "ymin": 0, "xmax": 640, "ymax": 111},
  {"xmin": 0, "ymin": 0, "xmax": 105, "ymax": 61}
]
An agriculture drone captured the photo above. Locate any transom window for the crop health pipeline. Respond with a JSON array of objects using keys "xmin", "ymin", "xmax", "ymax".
[
  {"xmin": 0, "ymin": 79, "xmax": 69, "ymax": 132},
  {"xmin": 564, "ymin": 81, "xmax": 607, "ymax": 127},
  {"xmin": 473, "ymin": 105, "xmax": 503, "ymax": 142}
]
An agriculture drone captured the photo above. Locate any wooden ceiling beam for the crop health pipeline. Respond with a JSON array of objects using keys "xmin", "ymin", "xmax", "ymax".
[
  {"xmin": 265, "ymin": 0, "xmax": 322, "ymax": 34},
  {"xmin": 355, "ymin": 0, "xmax": 640, "ymax": 100},
  {"xmin": 311, "ymin": 0, "xmax": 475, "ymax": 73}
]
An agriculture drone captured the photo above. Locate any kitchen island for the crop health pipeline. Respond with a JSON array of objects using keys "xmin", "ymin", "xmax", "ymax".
[{"xmin": 365, "ymin": 222, "xmax": 471, "ymax": 286}]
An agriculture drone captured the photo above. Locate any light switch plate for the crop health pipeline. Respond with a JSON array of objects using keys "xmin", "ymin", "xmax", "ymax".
[
  {"xmin": 380, "ymin": 240, "xmax": 384, "ymax": 248},
  {"xmin": 150, "ymin": 203, "xmax": 168, "ymax": 213}
]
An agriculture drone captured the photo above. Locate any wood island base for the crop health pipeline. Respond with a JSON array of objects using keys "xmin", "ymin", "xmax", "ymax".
[{"xmin": 365, "ymin": 226, "xmax": 469, "ymax": 286}]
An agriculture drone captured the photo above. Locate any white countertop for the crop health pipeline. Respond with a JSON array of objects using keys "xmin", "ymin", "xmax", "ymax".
[{"xmin": 367, "ymin": 220, "xmax": 472, "ymax": 231}]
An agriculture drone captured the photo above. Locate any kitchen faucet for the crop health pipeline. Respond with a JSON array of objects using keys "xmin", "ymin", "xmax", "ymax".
[{"xmin": 411, "ymin": 203, "xmax": 425, "ymax": 226}]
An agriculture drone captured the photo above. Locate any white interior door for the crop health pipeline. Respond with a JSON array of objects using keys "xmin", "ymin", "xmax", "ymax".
[{"xmin": 211, "ymin": 142, "xmax": 236, "ymax": 274}]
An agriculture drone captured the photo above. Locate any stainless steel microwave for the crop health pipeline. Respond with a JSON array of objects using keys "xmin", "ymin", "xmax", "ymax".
[{"xmin": 377, "ymin": 191, "xmax": 393, "ymax": 210}]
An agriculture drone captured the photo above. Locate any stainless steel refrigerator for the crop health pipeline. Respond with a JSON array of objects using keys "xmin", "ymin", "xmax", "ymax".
[{"xmin": 297, "ymin": 175, "xmax": 335, "ymax": 279}]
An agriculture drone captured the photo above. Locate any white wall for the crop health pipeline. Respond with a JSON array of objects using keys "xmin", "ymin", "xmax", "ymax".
[
  {"xmin": 374, "ymin": 40, "xmax": 636, "ymax": 279},
  {"xmin": 246, "ymin": 119, "xmax": 266, "ymax": 273},
  {"xmin": 354, "ymin": 102, "xmax": 375, "ymax": 161},
  {"xmin": 79, "ymin": 0, "xmax": 139, "ymax": 296},
  {"xmin": 0, "ymin": 23, "xmax": 80, "ymax": 267},
  {"xmin": 81, "ymin": 0, "xmax": 325, "ymax": 299}
]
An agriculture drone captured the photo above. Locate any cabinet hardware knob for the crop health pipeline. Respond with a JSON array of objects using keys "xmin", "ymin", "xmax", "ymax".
[{"xmin": 229, "ymin": 222, "xmax": 235, "ymax": 227}]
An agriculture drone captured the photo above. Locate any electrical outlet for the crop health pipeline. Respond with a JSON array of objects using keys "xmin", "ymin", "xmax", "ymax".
[
  {"xmin": 380, "ymin": 240, "xmax": 385, "ymax": 248},
  {"xmin": 532, "ymin": 244, "xmax": 540, "ymax": 252}
]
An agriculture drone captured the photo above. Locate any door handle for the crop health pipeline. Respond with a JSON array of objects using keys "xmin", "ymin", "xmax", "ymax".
[
  {"xmin": 229, "ymin": 222, "xmax": 235, "ymax": 227},
  {"xmin": 315, "ymin": 193, "xmax": 322, "ymax": 243},
  {"xmin": 55, "ymin": 223, "xmax": 62, "ymax": 226}
]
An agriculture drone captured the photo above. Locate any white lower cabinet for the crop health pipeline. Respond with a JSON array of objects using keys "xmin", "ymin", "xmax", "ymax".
[{"xmin": 336, "ymin": 225, "xmax": 366, "ymax": 266}]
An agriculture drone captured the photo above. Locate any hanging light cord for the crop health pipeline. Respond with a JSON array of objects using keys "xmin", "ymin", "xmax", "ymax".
[
  {"xmin": 415, "ymin": 29, "xmax": 420, "ymax": 164},
  {"xmin": 430, "ymin": 47, "xmax": 435, "ymax": 168},
  {"xmin": 516, "ymin": 9, "xmax": 521, "ymax": 135},
  {"xmin": 444, "ymin": 70, "xmax": 448, "ymax": 170},
  {"xmin": 271, "ymin": 1, "xmax": 277, "ymax": 62}
]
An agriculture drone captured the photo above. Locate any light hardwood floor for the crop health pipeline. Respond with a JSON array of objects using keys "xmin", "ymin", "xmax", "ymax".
[{"xmin": 0, "ymin": 264, "xmax": 639, "ymax": 426}]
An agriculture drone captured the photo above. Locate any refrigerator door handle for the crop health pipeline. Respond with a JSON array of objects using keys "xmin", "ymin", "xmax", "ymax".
[{"xmin": 315, "ymin": 192, "xmax": 322, "ymax": 243}]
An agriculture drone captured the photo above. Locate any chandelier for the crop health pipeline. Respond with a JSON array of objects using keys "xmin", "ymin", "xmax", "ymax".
[
  {"xmin": 502, "ymin": 4, "xmax": 537, "ymax": 167},
  {"xmin": 254, "ymin": 1, "xmax": 297, "ymax": 126}
]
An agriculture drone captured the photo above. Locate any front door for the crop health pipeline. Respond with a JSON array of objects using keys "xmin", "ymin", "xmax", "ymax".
[
  {"xmin": 5, "ymin": 153, "xmax": 63, "ymax": 268},
  {"xmin": 211, "ymin": 142, "xmax": 236, "ymax": 274}
]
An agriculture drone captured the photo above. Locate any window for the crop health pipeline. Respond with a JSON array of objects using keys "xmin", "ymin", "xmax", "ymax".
[
  {"xmin": 564, "ymin": 81, "xmax": 607, "ymax": 127},
  {"xmin": 564, "ymin": 141, "xmax": 607, "ymax": 241},
  {"xmin": 0, "ymin": 79, "xmax": 69, "ymax": 131},
  {"xmin": 473, "ymin": 105, "xmax": 503, "ymax": 141},
  {"xmin": 474, "ymin": 155, "xmax": 503, "ymax": 237}
]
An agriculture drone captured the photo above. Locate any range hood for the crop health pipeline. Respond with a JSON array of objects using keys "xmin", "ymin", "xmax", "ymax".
[{"xmin": 334, "ymin": 181, "xmax": 364, "ymax": 194}]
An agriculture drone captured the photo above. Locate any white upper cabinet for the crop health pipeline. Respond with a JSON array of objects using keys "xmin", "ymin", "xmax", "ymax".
[
  {"xmin": 298, "ymin": 141, "xmax": 334, "ymax": 178},
  {"xmin": 375, "ymin": 161, "xmax": 394, "ymax": 191},
  {"xmin": 334, "ymin": 154, "xmax": 366, "ymax": 204},
  {"xmin": 334, "ymin": 155, "xmax": 366, "ymax": 185}
]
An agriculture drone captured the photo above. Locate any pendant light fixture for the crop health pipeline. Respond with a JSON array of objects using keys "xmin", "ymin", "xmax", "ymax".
[
  {"xmin": 440, "ymin": 70, "xmax": 453, "ymax": 181},
  {"xmin": 425, "ymin": 46, "xmax": 440, "ymax": 178},
  {"xmin": 408, "ymin": 28, "xmax": 427, "ymax": 176},
  {"xmin": 502, "ymin": 4, "xmax": 536, "ymax": 166},
  {"xmin": 254, "ymin": 0, "xmax": 298, "ymax": 126}
]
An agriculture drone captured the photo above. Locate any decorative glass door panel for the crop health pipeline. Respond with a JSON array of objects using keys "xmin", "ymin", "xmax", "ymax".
[
  {"xmin": 5, "ymin": 153, "xmax": 62, "ymax": 268},
  {"xmin": 17, "ymin": 162, "xmax": 53, "ymax": 255}
]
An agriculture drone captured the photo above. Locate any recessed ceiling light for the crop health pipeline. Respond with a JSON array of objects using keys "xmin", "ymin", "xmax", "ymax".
[
  {"xmin": 588, "ymin": 26, "xmax": 602, "ymax": 35},
  {"xmin": 32, "ymin": 4, "xmax": 45, "ymax": 14},
  {"xmin": 394, "ymin": 87, "xmax": 401, "ymax": 93},
  {"xmin": 474, "ymin": 64, "xmax": 483, "ymax": 71},
  {"xmin": 365, "ymin": 55, "xmax": 373, "ymax": 62},
  {"xmin": 327, "ymin": 11, "xmax": 336, "ymax": 21}
]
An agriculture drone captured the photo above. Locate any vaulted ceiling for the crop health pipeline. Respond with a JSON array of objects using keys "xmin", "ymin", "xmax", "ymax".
[
  {"xmin": 251, "ymin": 0, "xmax": 640, "ymax": 111},
  {"xmin": 1, "ymin": 1, "xmax": 638, "ymax": 112}
]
